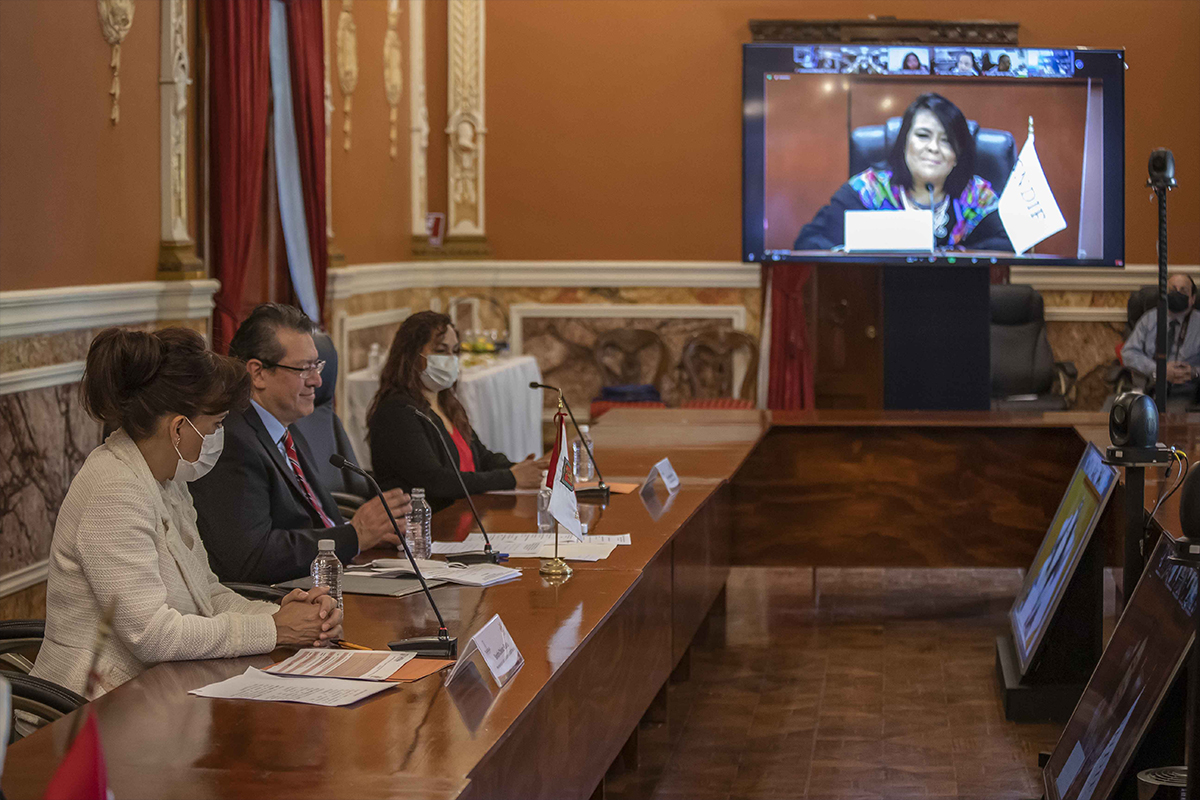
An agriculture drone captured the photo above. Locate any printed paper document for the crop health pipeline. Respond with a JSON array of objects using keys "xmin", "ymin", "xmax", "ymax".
[{"xmin": 189, "ymin": 668, "xmax": 395, "ymax": 706}]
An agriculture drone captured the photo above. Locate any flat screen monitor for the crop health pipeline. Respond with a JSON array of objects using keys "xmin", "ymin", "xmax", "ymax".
[
  {"xmin": 1010, "ymin": 442, "xmax": 1118, "ymax": 674},
  {"xmin": 1043, "ymin": 533, "xmax": 1197, "ymax": 799},
  {"xmin": 742, "ymin": 45, "xmax": 1125, "ymax": 267}
]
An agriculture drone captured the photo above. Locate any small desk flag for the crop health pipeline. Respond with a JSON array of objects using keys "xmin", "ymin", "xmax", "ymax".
[
  {"xmin": 43, "ymin": 712, "xmax": 108, "ymax": 800},
  {"xmin": 545, "ymin": 410, "xmax": 583, "ymax": 541},
  {"xmin": 998, "ymin": 127, "xmax": 1067, "ymax": 255}
]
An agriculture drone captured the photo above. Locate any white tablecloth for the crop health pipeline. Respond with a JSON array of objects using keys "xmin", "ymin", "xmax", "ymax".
[{"xmin": 344, "ymin": 355, "xmax": 544, "ymax": 470}]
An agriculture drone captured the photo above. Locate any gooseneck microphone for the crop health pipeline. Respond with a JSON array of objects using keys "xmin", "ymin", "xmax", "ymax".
[
  {"xmin": 925, "ymin": 182, "xmax": 937, "ymax": 254},
  {"xmin": 328, "ymin": 454, "xmax": 457, "ymax": 658},
  {"xmin": 409, "ymin": 409, "xmax": 504, "ymax": 565},
  {"xmin": 530, "ymin": 381, "xmax": 609, "ymax": 502}
]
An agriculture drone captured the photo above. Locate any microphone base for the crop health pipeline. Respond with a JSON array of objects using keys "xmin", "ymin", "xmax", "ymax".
[
  {"xmin": 388, "ymin": 635, "xmax": 458, "ymax": 659},
  {"xmin": 446, "ymin": 550, "xmax": 506, "ymax": 565},
  {"xmin": 576, "ymin": 486, "xmax": 610, "ymax": 503},
  {"xmin": 539, "ymin": 557, "xmax": 573, "ymax": 578}
]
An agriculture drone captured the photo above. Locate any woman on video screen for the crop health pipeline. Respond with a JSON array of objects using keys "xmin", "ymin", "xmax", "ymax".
[{"xmin": 793, "ymin": 93, "xmax": 1013, "ymax": 253}]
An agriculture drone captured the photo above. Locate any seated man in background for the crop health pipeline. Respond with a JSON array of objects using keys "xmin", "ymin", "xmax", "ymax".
[
  {"xmin": 191, "ymin": 304, "xmax": 411, "ymax": 585},
  {"xmin": 1121, "ymin": 273, "xmax": 1200, "ymax": 411}
]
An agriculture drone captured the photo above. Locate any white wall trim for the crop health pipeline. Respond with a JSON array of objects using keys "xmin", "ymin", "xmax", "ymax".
[
  {"xmin": 1012, "ymin": 263, "xmax": 1200, "ymax": 292},
  {"xmin": 0, "ymin": 279, "xmax": 220, "ymax": 339},
  {"xmin": 1, "ymin": 559, "xmax": 48, "ymax": 597},
  {"xmin": 1044, "ymin": 307, "xmax": 1127, "ymax": 323},
  {"xmin": 508, "ymin": 302, "xmax": 747, "ymax": 356},
  {"xmin": 332, "ymin": 306, "xmax": 412, "ymax": 412},
  {"xmin": 328, "ymin": 261, "xmax": 761, "ymax": 299},
  {"xmin": 0, "ymin": 360, "xmax": 86, "ymax": 396}
]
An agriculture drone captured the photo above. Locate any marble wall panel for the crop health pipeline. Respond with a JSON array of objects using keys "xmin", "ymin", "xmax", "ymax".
[
  {"xmin": 1046, "ymin": 320, "xmax": 1125, "ymax": 410},
  {"xmin": 0, "ymin": 383, "xmax": 102, "ymax": 575},
  {"xmin": 0, "ymin": 582, "xmax": 46, "ymax": 620},
  {"xmin": 0, "ymin": 319, "xmax": 209, "ymax": 372},
  {"xmin": 522, "ymin": 316, "xmax": 740, "ymax": 413}
]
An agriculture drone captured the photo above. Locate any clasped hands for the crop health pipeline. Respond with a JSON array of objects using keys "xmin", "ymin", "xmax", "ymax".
[
  {"xmin": 1167, "ymin": 361, "xmax": 1196, "ymax": 384},
  {"xmin": 273, "ymin": 586, "xmax": 343, "ymax": 648}
]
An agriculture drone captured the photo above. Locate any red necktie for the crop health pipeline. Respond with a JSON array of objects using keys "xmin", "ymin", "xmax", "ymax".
[{"xmin": 281, "ymin": 431, "xmax": 335, "ymax": 528}]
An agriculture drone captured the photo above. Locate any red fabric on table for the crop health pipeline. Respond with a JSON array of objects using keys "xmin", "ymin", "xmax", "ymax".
[
  {"xmin": 588, "ymin": 400, "xmax": 667, "ymax": 420},
  {"xmin": 766, "ymin": 264, "xmax": 816, "ymax": 410},
  {"xmin": 208, "ymin": 0, "xmax": 271, "ymax": 353},
  {"xmin": 450, "ymin": 427, "xmax": 476, "ymax": 472},
  {"xmin": 283, "ymin": 0, "xmax": 329, "ymax": 327},
  {"xmin": 681, "ymin": 398, "xmax": 755, "ymax": 410}
]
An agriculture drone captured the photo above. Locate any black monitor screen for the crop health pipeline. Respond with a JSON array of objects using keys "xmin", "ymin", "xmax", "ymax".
[
  {"xmin": 743, "ymin": 45, "xmax": 1125, "ymax": 267},
  {"xmin": 1043, "ymin": 534, "xmax": 1198, "ymax": 799},
  {"xmin": 1010, "ymin": 442, "xmax": 1118, "ymax": 674}
]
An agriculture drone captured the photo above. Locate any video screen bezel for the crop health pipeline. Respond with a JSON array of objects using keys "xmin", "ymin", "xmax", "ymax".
[{"xmin": 742, "ymin": 44, "xmax": 1126, "ymax": 267}]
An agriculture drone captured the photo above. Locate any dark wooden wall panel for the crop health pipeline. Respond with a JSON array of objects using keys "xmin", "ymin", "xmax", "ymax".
[{"xmin": 731, "ymin": 426, "xmax": 1084, "ymax": 567}]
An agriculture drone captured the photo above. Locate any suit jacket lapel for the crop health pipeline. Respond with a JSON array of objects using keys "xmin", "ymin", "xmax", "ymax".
[
  {"xmin": 242, "ymin": 406, "xmax": 308, "ymax": 504},
  {"xmin": 288, "ymin": 425, "xmax": 344, "ymax": 524}
]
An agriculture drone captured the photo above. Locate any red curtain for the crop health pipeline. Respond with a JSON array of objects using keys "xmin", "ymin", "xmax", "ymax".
[
  {"xmin": 766, "ymin": 264, "xmax": 816, "ymax": 410},
  {"xmin": 284, "ymin": 0, "xmax": 329, "ymax": 327},
  {"xmin": 209, "ymin": 0, "xmax": 271, "ymax": 353}
]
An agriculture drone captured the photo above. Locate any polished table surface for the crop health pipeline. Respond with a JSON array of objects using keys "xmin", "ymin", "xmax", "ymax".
[{"xmin": 10, "ymin": 407, "xmax": 1200, "ymax": 798}]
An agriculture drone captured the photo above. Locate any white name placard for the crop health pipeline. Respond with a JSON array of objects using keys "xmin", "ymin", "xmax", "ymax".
[
  {"xmin": 447, "ymin": 614, "xmax": 524, "ymax": 688},
  {"xmin": 642, "ymin": 457, "xmax": 681, "ymax": 494},
  {"xmin": 844, "ymin": 209, "xmax": 933, "ymax": 252}
]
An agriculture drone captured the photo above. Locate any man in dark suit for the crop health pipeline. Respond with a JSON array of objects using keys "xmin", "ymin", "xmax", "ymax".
[{"xmin": 191, "ymin": 304, "xmax": 410, "ymax": 584}]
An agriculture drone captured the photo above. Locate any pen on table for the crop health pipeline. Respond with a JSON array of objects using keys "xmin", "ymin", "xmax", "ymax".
[{"xmin": 336, "ymin": 640, "xmax": 373, "ymax": 651}]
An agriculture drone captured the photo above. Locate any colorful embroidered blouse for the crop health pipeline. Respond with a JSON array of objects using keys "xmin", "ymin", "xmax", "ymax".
[{"xmin": 847, "ymin": 168, "xmax": 1001, "ymax": 246}]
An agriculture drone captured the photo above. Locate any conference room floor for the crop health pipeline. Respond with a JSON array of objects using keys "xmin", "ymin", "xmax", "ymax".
[{"xmin": 605, "ymin": 565, "xmax": 1119, "ymax": 800}]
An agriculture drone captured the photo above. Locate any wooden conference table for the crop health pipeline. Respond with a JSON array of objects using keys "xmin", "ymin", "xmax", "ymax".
[{"xmin": 6, "ymin": 408, "xmax": 1198, "ymax": 799}]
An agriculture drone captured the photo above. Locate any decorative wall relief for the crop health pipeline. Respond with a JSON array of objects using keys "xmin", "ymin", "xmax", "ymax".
[
  {"xmin": 97, "ymin": 0, "xmax": 135, "ymax": 124},
  {"xmin": 157, "ymin": 0, "xmax": 202, "ymax": 277},
  {"xmin": 336, "ymin": 0, "xmax": 359, "ymax": 152},
  {"xmin": 383, "ymin": 0, "xmax": 403, "ymax": 160},
  {"xmin": 446, "ymin": 0, "xmax": 485, "ymax": 238},
  {"xmin": 409, "ymin": 0, "xmax": 429, "ymax": 238}
]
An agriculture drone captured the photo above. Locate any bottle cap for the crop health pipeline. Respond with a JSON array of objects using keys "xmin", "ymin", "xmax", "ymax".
[
  {"xmin": 318, "ymin": 539, "xmax": 335, "ymax": 551},
  {"xmin": 412, "ymin": 487, "xmax": 425, "ymax": 498},
  {"xmin": 579, "ymin": 424, "xmax": 589, "ymax": 433}
]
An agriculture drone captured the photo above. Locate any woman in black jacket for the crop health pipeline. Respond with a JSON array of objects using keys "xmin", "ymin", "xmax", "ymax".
[{"xmin": 367, "ymin": 311, "xmax": 546, "ymax": 511}]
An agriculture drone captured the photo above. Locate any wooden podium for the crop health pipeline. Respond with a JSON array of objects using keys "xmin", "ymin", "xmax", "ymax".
[{"xmin": 813, "ymin": 263, "xmax": 991, "ymax": 410}]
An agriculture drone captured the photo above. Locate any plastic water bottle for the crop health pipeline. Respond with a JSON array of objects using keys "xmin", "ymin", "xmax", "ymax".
[
  {"xmin": 571, "ymin": 425, "xmax": 594, "ymax": 483},
  {"xmin": 537, "ymin": 471, "xmax": 554, "ymax": 533},
  {"xmin": 367, "ymin": 342, "xmax": 383, "ymax": 375},
  {"xmin": 405, "ymin": 488, "xmax": 432, "ymax": 559},
  {"xmin": 310, "ymin": 539, "xmax": 343, "ymax": 610}
]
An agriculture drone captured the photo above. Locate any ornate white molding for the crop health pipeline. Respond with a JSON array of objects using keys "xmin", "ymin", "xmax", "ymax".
[
  {"xmin": 409, "ymin": 0, "xmax": 429, "ymax": 236},
  {"xmin": 326, "ymin": 260, "xmax": 762, "ymax": 299},
  {"xmin": 336, "ymin": 0, "xmax": 358, "ymax": 152},
  {"xmin": 0, "ymin": 279, "xmax": 220, "ymax": 339},
  {"xmin": 446, "ymin": 0, "xmax": 485, "ymax": 237},
  {"xmin": 323, "ymin": 0, "xmax": 335, "ymax": 240},
  {"xmin": 0, "ymin": 362, "xmax": 87, "ymax": 396},
  {"xmin": 0, "ymin": 560, "xmax": 48, "ymax": 598},
  {"xmin": 1011, "ymin": 263, "xmax": 1200, "ymax": 292},
  {"xmin": 384, "ymin": 0, "xmax": 403, "ymax": 160},
  {"xmin": 159, "ymin": 0, "xmax": 191, "ymax": 245},
  {"xmin": 332, "ymin": 306, "xmax": 412, "ymax": 412},
  {"xmin": 97, "ymin": 0, "xmax": 135, "ymax": 124},
  {"xmin": 1044, "ymin": 307, "xmax": 1127, "ymax": 323}
]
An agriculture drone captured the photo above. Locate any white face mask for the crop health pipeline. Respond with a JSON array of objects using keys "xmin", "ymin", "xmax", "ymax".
[
  {"xmin": 420, "ymin": 354, "xmax": 460, "ymax": 392},
  {"xmin": 173, "ymin": 418, "xmax": 224, "ymax": 482}
]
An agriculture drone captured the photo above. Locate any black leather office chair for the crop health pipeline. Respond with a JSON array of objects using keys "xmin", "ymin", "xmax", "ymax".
[
  {"xmin": 850, "ymin": 117, "xmax": 1018, "ymax": 190},
  {"xmin": 990, "ymin": 285, "xmax": 1077, "ymax": 410},
  {"xmin": 292, "ymin": 331, "xmax": 371, "ymax": 519},
  {"xmin": 6, "ymin": 672, "xmax": 87, "ymax": 742},
  {"xmin": 0, "ymin": 619, "xmax": 44, "ymax": 675}
]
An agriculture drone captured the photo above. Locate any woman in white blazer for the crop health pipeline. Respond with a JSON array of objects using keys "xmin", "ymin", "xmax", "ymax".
[{"xmin": 31, "ymin": 327, "xmax": 343, "ymax": 696}]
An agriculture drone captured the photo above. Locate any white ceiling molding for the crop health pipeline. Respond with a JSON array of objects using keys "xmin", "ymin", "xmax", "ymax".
[
  {"xmin": 0, "ymin": 360, "xmax": 86, "ymax": 395},
  {"xmin": 0, "ymin": 559, "xmax": 47, "ymax": 597},
  {"xmin": 1011, "ymin": 263, "xmax": 1200, "ymax": 292},
  {"xmin": 0, "ymin": 279, "xmax": 220, "ymax": 339},
  {"xmin": 327, "ymin": 261, "xmax": 761, "ymax": 299}
]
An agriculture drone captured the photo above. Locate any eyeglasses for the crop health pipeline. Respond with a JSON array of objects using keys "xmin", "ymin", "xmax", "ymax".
[{"xmin": 259, "ymin": 359, "xmax": 326, "ymax": 378}]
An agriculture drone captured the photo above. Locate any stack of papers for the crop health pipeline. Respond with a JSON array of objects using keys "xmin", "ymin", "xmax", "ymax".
[
  {"xmin": 189, "ymin": 667, "xmax": 395, "ymax": 707},
  {"xmin": 362, "ymin": 559, "xmax": 522, "ymax": 587},
  {"xmin": 432, "ymin": 532, "xmax": 627, "ymax": 562},
  {"xmin": 264, "ymin": 649, "xmax": 415, "ymax": 680}
]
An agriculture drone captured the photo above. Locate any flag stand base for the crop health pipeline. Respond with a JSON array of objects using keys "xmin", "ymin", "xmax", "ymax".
[{"xmin": 539, "ymin": 557, "xmax": 572, "ymax": 578}]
